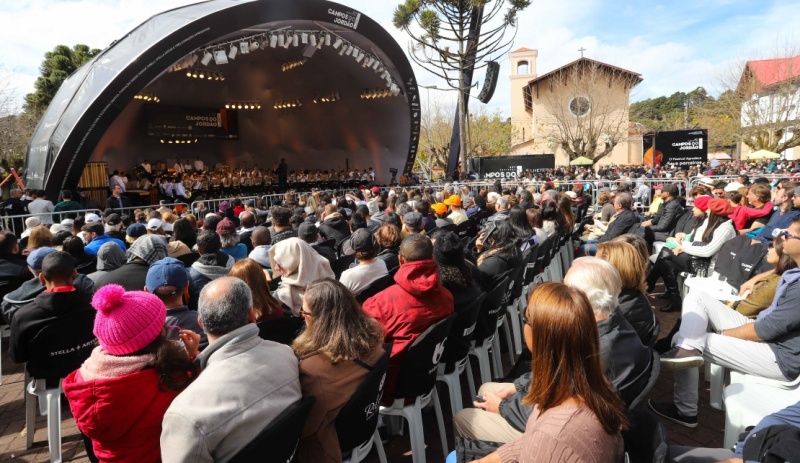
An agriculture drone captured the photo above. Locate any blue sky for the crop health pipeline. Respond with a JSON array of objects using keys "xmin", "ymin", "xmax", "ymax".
[{"xmin": 1, "ymin": 0, "xmax": 797, "ymax": 116}]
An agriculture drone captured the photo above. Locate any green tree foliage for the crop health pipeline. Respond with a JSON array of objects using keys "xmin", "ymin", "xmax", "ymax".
[{"xmin": 23, "ymin": 44, "xmax": 100, "ymax": 114}]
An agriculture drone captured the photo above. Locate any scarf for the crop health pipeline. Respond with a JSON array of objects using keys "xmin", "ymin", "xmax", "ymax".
[{"xmin": 79, "ymin": 346, "xmax": 154, "ymax": 381}]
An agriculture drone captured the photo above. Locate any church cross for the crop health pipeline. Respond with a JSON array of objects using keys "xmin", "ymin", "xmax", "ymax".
[{"xmin": 578, "ymin": 47, "xmax": 586, "ymax": 58}]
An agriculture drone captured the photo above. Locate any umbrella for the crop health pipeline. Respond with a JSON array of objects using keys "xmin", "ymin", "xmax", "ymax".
[
  {"xmin": 748, "ymin": 149, "xmax": 781, "ymax": 160},
  {"xmin": 570, "ymin": 156, "xmax": 594, "ymax": 166}
]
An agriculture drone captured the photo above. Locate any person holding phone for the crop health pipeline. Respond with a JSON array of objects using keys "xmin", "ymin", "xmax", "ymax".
[{"xmin": 63, "ymin": 284, "xmax": 200, "ymax": 463}]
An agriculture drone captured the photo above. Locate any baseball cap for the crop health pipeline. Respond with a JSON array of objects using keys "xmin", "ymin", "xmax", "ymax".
[
  {"xmin": 85, "ymin": 213, "xmax": 101, "ymax": 224},
  {"xmin": 431, "ymin": 203, "xmax": 447, "ymax": 215},
  {"xmin": 370, "ymin": 186, "xmax": 379, "ymax": 194},
  {"xmin": 216, "ymin": 218, "xmax": 236, "ymax": 236},
  {"xmin": 27, "ymin": 247, "xmax": 57, "ymax": 271},
  {"xmin": 106, "ymin": 213, "xmax": 121, "ymax": 226},
  {"xmin": 403, "ymin": 212, "xmax": 423, "ymax": 231},
  {"xmin": 147, "ymin": 218, "xmax": 163, "ymax": 231},
  {"xmin": 444, "ymin": 195, "xmax": 462, "ymax": 207},
  {"xmin": 146, "ymin": 257, "xmax": 188, "ymax": 293},
  {"xmin": 218, "ymin": 200, "xmax": 231, "ymax": 211},
  {"xmin": 343, "ymin": 228, "xmax": 378, "ymax": 255},
  {"xmin": 126, "ymin": 222, "xmax": 146, "ymax": 238},
  {"xmin": 298, "ymin": 222, "xmax": 319, "ymax": 240},
  {"xmin": 724, "ymin": 182, "xmax": 743, "ymax": 192}
]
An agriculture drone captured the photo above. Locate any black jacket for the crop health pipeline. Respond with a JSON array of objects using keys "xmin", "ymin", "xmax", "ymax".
[
  {"xmin": 477, "ymin": 253, "xmax": 523, "ymax": 291},
  {"xmin": 311, "ymin": 242, "xmax": 336, "ymax": 264},
  {"xmin": 318, "ymin": 215, "xmax": 351, "ymax": 246},
  {"xmin": 3, "ymin": 274, "xmax": 95, "ymax": 324},
  {"xmin": 271, "ymin": 227, "xmax": 298, "ymax": 246},
  {"xmin": 10, "ymin": 288, "xmax": 96, "ymax": 383},
  {"xmin": 598, "ymin": 209, "xmax": 638, "ymax": 243},
  {"xmin": 672, "ymin": 208, "xmax": 702, "ymax": 237},
  {"xmin": 105, "ymin": 194, "xmax": 132, "ymax": 211},
  {"xmin": 94, "ymin": 260, "xmax": 150, "ymax": 291},
  {"xmin": 650, "ymin": 198, "xmax": 683, "ymax": 240},
  {"xmin": 0, "ymin": 255, "xmax": 33, "ymax": 300},
  {"xmin": 498, "ymin": 311, "xmax": 653, "ymax": 432},
  {"xmin": 376, "ymin": 247, "xmax": 400, "ymax": 272},
  {"xmin": 165, "ymin": 305, "xmax": 208, "ymax": 350},
  {"xmin": 617, "ymin": 289, "xmax": 659, "ymax": 347}
]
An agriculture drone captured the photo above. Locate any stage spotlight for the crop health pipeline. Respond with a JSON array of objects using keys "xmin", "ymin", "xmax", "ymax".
[
  {"xmin": 325, "ymin": 33, "xmax": 332, "ymax": 47},
  {"xmin": 292, "ymin": 34, "xmax": 299, "ymax": 47},
  {"xmin": 309, "ymin": 34, "xmax": 317, "ymax": 47},
  {"xmin": 345, "ymin": 45, "xmax": 354, "ymax": 56},
  {"xmin": 191, "ymin": 54, "xmax": 199, "ymax": 65},
  {"xmin": 214, "ymin": 49, "xmax": 228, "ymax": 65},
  {"xmin": 277, "ymin": 34, "xmax": 285, "ymax": 47},
  {"xmin": 250, "ymin": 39, "xmax": 259, "ymax": 50},
  {"xmin": 301, "ymin": 32, "xmax": 308, "ymax": 44},
  {"xmin": 356, "ymin": 51, "xmax": 364, "ymax": 63},
  {"xmin": 270, "ymin": 34, "xmax": 278, "ymax": 48},
  {"xmin": 373, "ymin": 60, "xmax": 381, "ymax": 71},
  {"xmin": 239, "ymin": 42, "xmax": 250, "ymax": 54},
  {"xmin": 283, "ymin": 34, "xmax": 292, "ymax": 49},
  {"xmin": 201, "ymin": 51, "xmax": 213, "ymax": 66},
  {"xmin": 333, "ymin": 37, "xmax": 343, "ymax": 49},
  {"xmin": 339, "ymin": 46, "xmax": 346, "ymax": 56},
  {"xmin": 228, "ymin": 44, "xmax": 238, "ymax": 60}
]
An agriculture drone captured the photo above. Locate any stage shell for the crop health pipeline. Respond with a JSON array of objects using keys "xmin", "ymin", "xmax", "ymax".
[{"xmin": 24, "ymin": 0, "xmax": 421, "ymax": 196}]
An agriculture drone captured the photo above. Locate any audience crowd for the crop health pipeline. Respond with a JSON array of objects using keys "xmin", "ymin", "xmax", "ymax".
[{"xmin": 4, "ymin": 158, "xmax": 800, "ymax": 463}]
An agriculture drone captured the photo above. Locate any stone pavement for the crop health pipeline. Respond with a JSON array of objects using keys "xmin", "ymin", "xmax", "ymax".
[{"xmin": 0, "ymin": 284, "xmax": 725, "ymax": 462}]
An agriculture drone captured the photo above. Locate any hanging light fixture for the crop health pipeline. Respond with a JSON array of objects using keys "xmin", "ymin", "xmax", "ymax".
[
  {"xmin": 273, "ymin": 98, "xmax": 303, "ymax": 110},
  {"xmin": 228, "ymin": 44, "xmax": 238, "ymax": 60},
  {"xmin": 214, "ymin": 49, "xmax": 228, "ymax": 65},
  {"xmin": 185, "ymin": 68, "xmax": 225, "ymax": 81},
  {"xmin": 134, "ymin": 91, "xmax": 160, "ymax": 103}
]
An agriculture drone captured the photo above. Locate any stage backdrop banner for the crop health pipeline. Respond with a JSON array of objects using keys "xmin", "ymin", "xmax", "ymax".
[
  {"xmin": 478, "ymin": 154, "xmax": 555, "ymax": 179},
  {"xmin": 643, "ymin": 129, "xmax": 708, "ymax": 168},
  {"xmin": 146, "ymin": 105, "xmax": 238, "ymax": 140}
]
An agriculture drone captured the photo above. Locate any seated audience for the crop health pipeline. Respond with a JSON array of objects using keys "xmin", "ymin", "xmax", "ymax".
[
  {"xmin": 732, "ymin": 183, "xmax": 773, "ymax": 233},
  {"xmin": 340, "ymin": 228, "xmax": 389, "ymax": 295},
  {"xmin": 216, "ymin": 218, "xmax": 247, "ymax": 262},
  {"xmin": 229, "ymin": 258, "xmax": 284, "ymax": 321},
  {"xmin": 433, "ymin": 230, "xmax": 482, "ymax": 311},
  {"xmin": 596, "ymin": 241, "xmax": 660, "ymax": 347},
  {"xmin": 64, "ymin": 284, "xmax": 199, "ymax": 462},
  {"xmin": 375, "ymin": 224, "xmax": 402, "ymax": 272},
  {"xmin": 463, "ymin": 282, "xmax": 627, "ymax": 463},
  {"xmin": 188, "ymin": 230, "xmax": 234, "ymax": 301},
  {"xmin": 650, "ymin": 217, "xmax": 800, "ymax": 428},
  {"xmin": 95, "ymin": 234, "xmax": 168, "ymax": 291},
  {"xmin": 161, "ymin": 277, "xmax": 301, "ymax": 462},
  {"xmin": 146, "ymin": 257, "xmax": 207, "ymax": 347},
  {"xmin": 63, "ymin": 235, "xmax": 97, "ymax": 274},
  {"xmin": 642, "ymin": 184, "xmax": 683, "ymax": 241},
  {"xmin": 476, "ymin": 220, "xmax": 524, "ymax": 290},
  {"xmin": 83, "ymin": 222, "xmax": 125, "ymax": 256},
  {"xmin": 248, "ymin": 226, "xmax": 272, "ymax": 268},
  {"xmin": 318, "ymin": 204, "xmax": 350, "ymax": 246},
  {"xmin": 362, "ymin": 234, "xmax": 453, "ymax": 404},
  {"xmin": 269, "ymin": 237, "xmax": 335, "ymax": 316},
  {"xmin": 731, "ymin": 234, "xmax": 797, "ymax": 318},
  {"xmin": 10, "ymin": 251, "xmax": 96, "ymax": 385},
  {"xmin": 292, "ymin": 278, "xmax": 385, "ymax": 463},
  {"xmin": 0, "ymin": 231, "xmax": 33, "ymax": 300},
  {"xmin": 297, "ymin": 222, "xmax": 336, "ymax": 264}
]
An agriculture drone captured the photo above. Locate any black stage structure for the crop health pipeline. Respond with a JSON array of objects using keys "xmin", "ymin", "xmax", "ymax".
[{"xmin": 24, "ymin": 0, "xmax": 421, "ymax": 197}]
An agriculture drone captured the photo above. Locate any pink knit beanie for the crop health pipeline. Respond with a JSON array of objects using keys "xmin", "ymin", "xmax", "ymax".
[{"xmin": 92, "ymin": 284, "xmax": 166, "ymax": 355}]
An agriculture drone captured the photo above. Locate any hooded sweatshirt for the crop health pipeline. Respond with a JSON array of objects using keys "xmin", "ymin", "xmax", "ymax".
[
  {"xmin": 318, "ymin": 213, "xmax": 351, "ymax": 246},
  {"xmin": 2, "ymin": 273, "xmax": 94, "ymax": 324},
  {"xmin": 361, "ymin": 259, "xmax": 454, "ymax": 404},
  {"xmin": 88, "ymin": 242, "xmax": 127, "ymax": 283},
  {"xmin": 64, "ymin": 348, "xmax": 184, "ymax": 463},
  {"xmin": 269, "ymin": 238, "xmax": 334, "ymax": 315},
  {"xmin": 189, "ymin": 251, "xmax": 234, "ymax": 293}
]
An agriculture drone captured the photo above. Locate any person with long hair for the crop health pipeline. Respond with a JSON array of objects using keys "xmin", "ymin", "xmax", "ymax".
[
  {"xmin": 596, "ymin": 241, "xmax": 659, "ymax": 347},
  {"xmin": 292, "ymin": 278, "xmax": 385, "ymax": 463},
  {"xmin": 506, "ymin": 206, "xmax": 535, "ymax": 251},
  {"xmin": 64, "ymin": 285, "xmax": 199, "ymax": 462},
  {"xmin": 471, "ymin": 282, "xmax": 627, "ymax": 463},
  {"xmin": 25, "ymin": 225, "xmax": 53, "ymax": 255},
  {"xmin": 649, "ymin": 197, "xmax": 736, "ymax": 312},
  {"xmin": 539, "ymin": 199, "xmax": 565, "ymax": 237},
  {"xmin": 229, "ymin": 258, "xmax": 284, "ymax": 321},
  {"xmin": 525, "ymin": 207, "xmax": 548, "ymax": 244},
  {"xmin": 731, "ymin": 234, "xmax": 798, "ymax": 318},
  {"xmin": 476, "ymin": 220, "xmax": 523, "ymax": 290},
  {"xmin": 558, "ymin": 194, "xmax": 576, "ymax": 232},
  {"xmin": 433, "ymin": 231, "xmax": 482, "ymax": 311},
  {"xmin": 62, "ymin": 235, "xmax": 97, "ymax": 274}
]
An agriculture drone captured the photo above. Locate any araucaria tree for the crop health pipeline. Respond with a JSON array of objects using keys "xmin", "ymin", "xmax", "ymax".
[
  {"xmin": 393, "ymin": 0, "xmax": 531, "ymax": 171},
  {"xmin": 24, "ymin": 44, "xmax": 100, "ymax": 115}
]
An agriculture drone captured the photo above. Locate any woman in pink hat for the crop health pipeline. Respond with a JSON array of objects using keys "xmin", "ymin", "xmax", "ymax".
[{"xmin": 63, "ymin": 285, "xmax": 200, "ymax": 462}]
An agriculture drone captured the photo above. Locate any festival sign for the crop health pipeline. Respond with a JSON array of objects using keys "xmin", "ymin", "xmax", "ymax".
[
  {"xmin": 643, "ymin": 129, "xmax": 708, "ymax": 167},
  {"xmin": 477, "ymin": 154, "xmax": 555, "ymax": 179},
  {"xmin": 146, "ymin": 105, "xmax": 238, "ymax": 140}
]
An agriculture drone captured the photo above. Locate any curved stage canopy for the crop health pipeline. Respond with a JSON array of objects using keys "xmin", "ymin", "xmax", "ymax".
[{"xmin": 25, "ymin": 0, "xmax": 420, "ymax": 196}]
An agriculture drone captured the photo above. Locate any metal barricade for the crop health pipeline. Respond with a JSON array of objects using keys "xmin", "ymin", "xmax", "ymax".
[
  {"xmin": 108, "ymin": 203, "xmax": 190, "ymax": 217},
  {"xmin": 687, "ymin": 175, "xmax": 792, "ymax": 190},
  {"xmin": 1, "ymin": 208, "xmax": 103, "ymax": 237}
]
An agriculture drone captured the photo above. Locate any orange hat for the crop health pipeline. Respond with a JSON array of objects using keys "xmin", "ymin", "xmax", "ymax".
[
  {"xmin": 444, "ymin": 195, "xmax": 462, "ymax": 207},
  {"xmin": 431, "ymin": 203, "xmax": 447, "ymax": 215}
]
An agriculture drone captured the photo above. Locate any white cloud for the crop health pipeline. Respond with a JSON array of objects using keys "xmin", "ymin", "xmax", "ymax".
[{"xmin": 0, "ymin": 0, "xmax": 798, "ymax": 116}]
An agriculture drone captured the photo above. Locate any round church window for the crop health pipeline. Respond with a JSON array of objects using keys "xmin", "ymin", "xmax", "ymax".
[{"xmin": 569, "ymin": 96, "xmax": 591, "ymax": 117}]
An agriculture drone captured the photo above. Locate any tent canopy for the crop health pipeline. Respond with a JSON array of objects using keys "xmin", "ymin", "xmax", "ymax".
[
  {"xmin": 748, "ymin": 149, "xmax": 781, "ymax": 160},
  {"xmin": 24, "ymin": 0, "xmax": 420, "ymax": 196},
  {"xmin": 570, "ymin": 156, "xmax": 594, "ymax": 166}
]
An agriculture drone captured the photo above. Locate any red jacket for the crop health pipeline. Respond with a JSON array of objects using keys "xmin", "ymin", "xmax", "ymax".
[
  {"xmin": 63, "ymin": 368, "xmax": 181, "ymax": 463},
  {"xmin": 362, "ymin": 259, "xmax": 453, "ymax": 404}
]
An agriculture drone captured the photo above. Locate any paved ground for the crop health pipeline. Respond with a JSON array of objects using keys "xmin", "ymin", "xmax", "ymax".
[{"xmin": 0, "ymin": 283, "xmax": 725, "ymax": 462}]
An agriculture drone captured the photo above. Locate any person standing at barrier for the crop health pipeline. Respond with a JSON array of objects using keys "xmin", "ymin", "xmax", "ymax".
[
  {"xmin": 277, "ymin": 158, "xmax": 288, "ymax": 187},
  {"xmin": 2, "ymin": 188, "xmax": 27, "ymax": 234},
  {"xmin": 105, "ymin": 185, "xmax": 132, "ymax": 211},
  {"xmin": 27, "ymin": 190, "xmax": 54, "ymax": 225}
]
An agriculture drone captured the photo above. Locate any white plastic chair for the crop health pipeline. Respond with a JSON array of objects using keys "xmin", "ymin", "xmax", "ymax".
[
  {"xmin": 346, "ymin": 429, "xmax": 387, "ymax": 463},
  {"xmin": 708, "ymin": 362, "xmax": 800, "ymax": 411},
  {"xmin": 722, "ymin": 382, "xmax": 800, "ymax": 449},
  {"xmin": 436, "ymin": 357, "xmax": 475, "ymax": 415},
  {"xmin": 25, "ymin": 372, "xmax": 64, "ymax": 463},
  {"xmin": 379, "ymin": 389, "xmax": 447, "ymax": 463}
]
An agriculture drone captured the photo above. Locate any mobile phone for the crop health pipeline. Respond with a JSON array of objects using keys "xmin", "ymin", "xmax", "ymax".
[
  {"xmin": 474, "ymin": 395, "xmax": 486, "ymax": 403},
  {"xmin": 165, "ymin": 325, "xmax": 185, "ymax": 350}
]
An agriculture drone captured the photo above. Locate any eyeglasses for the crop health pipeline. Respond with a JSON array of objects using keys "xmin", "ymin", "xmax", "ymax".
[
  {"xmin": 300, "ymin": 309, "xmax": 313, "ymax": 317},
  {"xmin": 773, "ymin": 229, "xmax": 800, "ymax": 241}
]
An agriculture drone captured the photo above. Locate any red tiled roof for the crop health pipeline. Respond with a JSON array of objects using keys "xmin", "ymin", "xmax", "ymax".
[
  {"xmin": 512, "ymin": 47, "xmax": 536, "ymax": 53},
  {"xmin": 746, "ymin": 55, "xmax": 800, "ymax": 88}
]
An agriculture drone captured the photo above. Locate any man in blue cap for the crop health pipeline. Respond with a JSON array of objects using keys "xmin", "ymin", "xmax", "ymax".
[{"xmin": 145, "ymin": 257, "xmax": 206, "ymax": 349}]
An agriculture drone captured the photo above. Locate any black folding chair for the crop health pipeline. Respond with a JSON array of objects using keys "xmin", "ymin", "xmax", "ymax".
[{"xmin": 228, "ymin": 396, "xmax": 315, "ymax": 463}]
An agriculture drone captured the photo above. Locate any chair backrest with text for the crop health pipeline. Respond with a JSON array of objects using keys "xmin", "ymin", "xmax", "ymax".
[{"xmin": 393, "ymin": 315, "xmax": 455, "ymax": 399}]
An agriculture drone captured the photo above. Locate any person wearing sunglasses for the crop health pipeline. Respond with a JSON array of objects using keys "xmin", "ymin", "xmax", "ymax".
[{"xmin": 652, "ymin": 216, "xmax": 800, "ymax": 429}]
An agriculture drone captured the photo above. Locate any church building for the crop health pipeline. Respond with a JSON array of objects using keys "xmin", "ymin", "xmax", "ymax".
[{"xmin": 508, "ymin": 48, "xmax": 643, "ymax": 165}]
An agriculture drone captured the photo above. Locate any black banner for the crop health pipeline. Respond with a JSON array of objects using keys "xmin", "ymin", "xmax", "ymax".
[
  {"xmin": 145, "ymin": 105, "xmax": 238, "ymax": 140},
  {"xmin": 643, "ymin": 129, "xmax": 708, "ymax": 167},
  {"xmin": 478, "ymin": 154, "xmax": 555, "ymax": 179}
]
